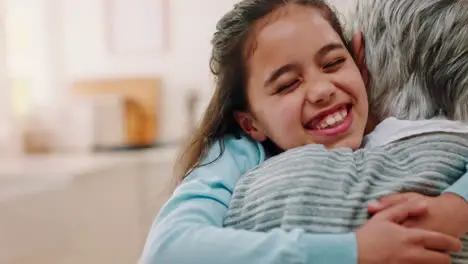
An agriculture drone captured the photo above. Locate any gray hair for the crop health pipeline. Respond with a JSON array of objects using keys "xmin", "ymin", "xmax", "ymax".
[{"xmin": 351, "ymin": 0, "xmax": 468, "ymax": 121}]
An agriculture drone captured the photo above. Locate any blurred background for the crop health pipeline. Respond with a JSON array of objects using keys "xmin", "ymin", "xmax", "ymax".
[{"xmin": 0, "ymin": 0, "xmax": 355, "ymax": 263}]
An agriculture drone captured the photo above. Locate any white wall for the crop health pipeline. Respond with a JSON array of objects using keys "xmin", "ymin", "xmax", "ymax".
[
  {"xmin": 0, "ymin": 0, "xmax": 23, "ymax": 157},
  {"xmin": 0, "ymin": 0, "xmax": 9, "ymax": 124},
  {"xmin": 3, "ymin": 0, "xmax": 64, "ymax": 109},
  {"xmin": 2, "ymin": 0, "xmax": 355, "ymax": 145},
  {"xmin": 58, "ymin": 0, "xmax": 238, "ymax": 143}
]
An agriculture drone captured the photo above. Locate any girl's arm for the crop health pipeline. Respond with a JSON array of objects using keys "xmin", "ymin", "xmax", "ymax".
[
  {"xmin": 139, "ymin": 135, "xmax": 357, "ymax": 264},
  {"xmin": 438, "ymin": 167, "xmax": 468, "ymax": 235},
  {"xmin": 443, "ymin": 165, "xmax": 468, "ymax": 201}
]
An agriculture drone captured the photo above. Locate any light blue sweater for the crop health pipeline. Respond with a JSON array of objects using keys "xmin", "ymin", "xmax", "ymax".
[{"xmin": 139, "ymin": 135, "xmax": 468, "ymax": 264}]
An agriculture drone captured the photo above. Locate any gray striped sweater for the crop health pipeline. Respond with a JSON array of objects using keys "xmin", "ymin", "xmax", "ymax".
[{"xmin": 224, "ymin": 133, "xmax": 468, "ymax": 263}]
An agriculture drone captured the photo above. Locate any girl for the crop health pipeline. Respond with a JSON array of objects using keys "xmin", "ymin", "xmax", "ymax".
[{"xmin": 139, "ymin": 1, "xmax": 467, "ymax": 263}]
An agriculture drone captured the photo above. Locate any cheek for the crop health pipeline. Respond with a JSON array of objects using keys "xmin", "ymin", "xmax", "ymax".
[
  {"xmin": 267, "ymin": 96, "xmax": 303, "ymax": 130},
  {"xmin": 340, "ymin": 67, "xmax": 368, "ymax": 102}
]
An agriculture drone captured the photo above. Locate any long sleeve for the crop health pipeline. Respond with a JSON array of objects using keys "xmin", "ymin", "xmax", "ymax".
[
  {"xmin": 443, "ymin": 164, "xmax": 468, "ymax": 201},
  {"xmin": 139, "ymin": 135, "xmax": 358, "ymax": 264}
]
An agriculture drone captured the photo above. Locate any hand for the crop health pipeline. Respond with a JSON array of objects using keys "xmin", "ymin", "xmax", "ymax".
[
  {"xmin": 368, "ymin": 192, "xmax": 468, "ymax": 237},
  {"xmin": 357, "ymin": 199, "xmax": 462, "ymax": 264}
]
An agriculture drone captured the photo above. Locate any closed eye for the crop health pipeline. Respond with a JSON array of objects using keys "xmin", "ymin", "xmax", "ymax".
[
  {"xmin": 323, "ymin": 58, "xmax": 346, "ymax": 71},
  {"xmin": 276, "ymin": 80, "xmax": 300, "ymax": 94}
]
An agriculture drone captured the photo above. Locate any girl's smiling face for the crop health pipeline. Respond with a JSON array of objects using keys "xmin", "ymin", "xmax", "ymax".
[{"xmin": 236, "ymin": 4, "xmax": 368, "ymax": 151}]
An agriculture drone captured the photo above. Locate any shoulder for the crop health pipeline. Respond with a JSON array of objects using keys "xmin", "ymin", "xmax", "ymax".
[
  {"xmin": 222, "ymin": 134, "xmax": 266, "ymax": 167},
  {"xmin": 187, "ymin": 134, "xmax": 267, "ymax": 181}
]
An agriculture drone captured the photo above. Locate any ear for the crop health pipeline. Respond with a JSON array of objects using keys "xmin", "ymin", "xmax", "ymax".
[
  {"xmin": 234, "ymin": 111, "xmax": 267, "ymax": 142},
  {"xmin": 351, "ymin": 31, "xmax": 369, "ymax": 86}
]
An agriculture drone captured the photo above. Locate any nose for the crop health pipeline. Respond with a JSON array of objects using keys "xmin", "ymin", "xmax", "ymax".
[{"xmin": 305, "ymin": 81, "xmax": 336, "ymax": 106}]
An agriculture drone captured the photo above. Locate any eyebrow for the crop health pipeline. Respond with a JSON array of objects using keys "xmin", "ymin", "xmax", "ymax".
[
  {"xmin": 315, "ymin": 43, "xmax": 345, "ymax": 61},
  {"xmin": 264, "ymin": 43, "xmax": 345, "ymax": 87},
  {"xmin": 264, "ymin": 64, "xmax": 298, "ymax": 87}
]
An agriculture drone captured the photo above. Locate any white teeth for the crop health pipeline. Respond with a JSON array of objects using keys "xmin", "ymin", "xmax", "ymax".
[
  {"xmin": 334, "ymin": 113, "xmax": 343, "ymax": 122},
  {"xmin": 340, "ymin": 109, "xmax": 347, "ymax": 118},
  {"xmin": 326, "ymin": 116, "xmax": 336, "ymax": 125},
  {"xmin": 311, "ymin": 107, "xmax": 349, "ymax": 130}
]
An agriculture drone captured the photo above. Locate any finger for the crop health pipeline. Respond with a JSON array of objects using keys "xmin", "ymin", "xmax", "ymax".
[
  {"xmin": 402, "ymin": 218, "xmax": 419, "ymax": 228},
  {"xmin": 368, "ymin": 193, "xmax": 422, "ymax": 213},
  {"xmin": 413, "ymin": 229, "xmax": 463, "ymax": 253},
  {"xmin": 367, "ymin": 200, "xmax": 385, "ymax": 213},
  {"xmin": 411, "ymin": 250, "xmax": 452, "ymax": 264},
  {"xmin": 373, "ymin": 199, "xmax": 428, "ymax": 223}
]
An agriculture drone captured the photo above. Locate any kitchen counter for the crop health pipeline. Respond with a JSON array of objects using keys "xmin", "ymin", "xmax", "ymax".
[
  {"xmin": 0, "ymin": 146, "xmax": 178, "ymax": 177},
  {"xmin": 0, "ymin": 146, "xmax": 178, "ymax": 201},
  {"xmin": 0, "ymin": 146, "xmax": 179, "ymax": 264}
]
